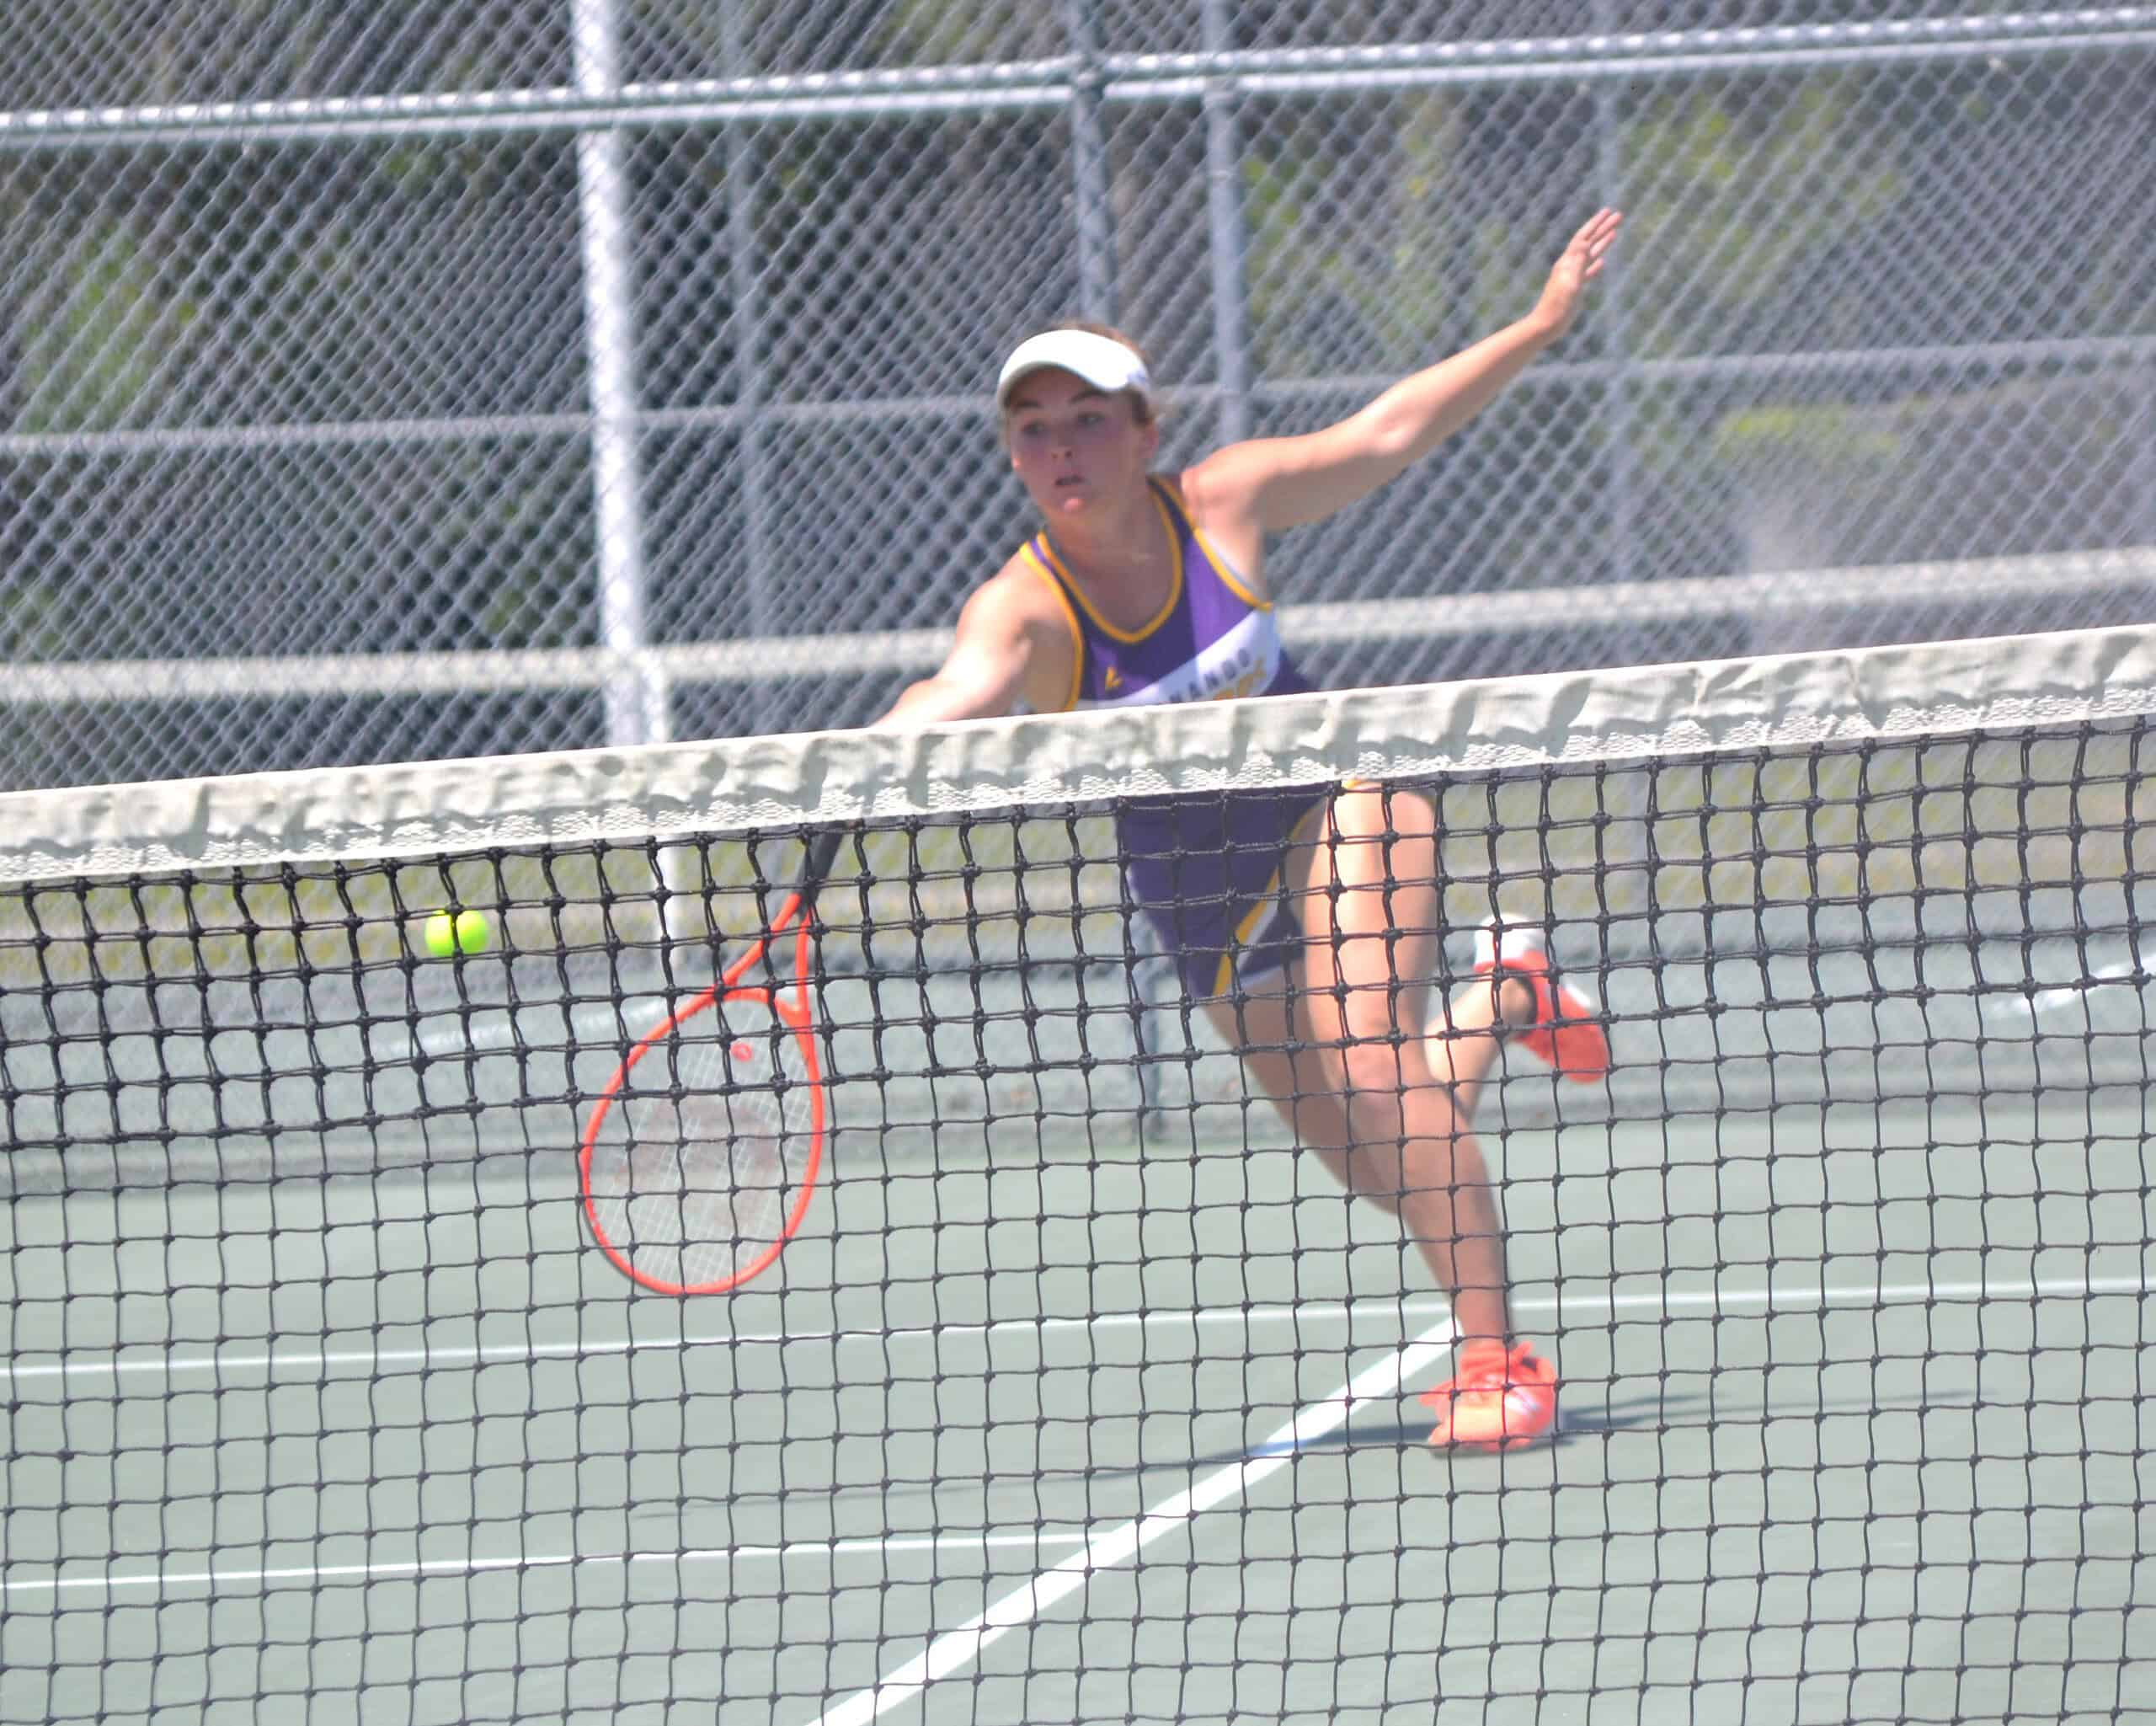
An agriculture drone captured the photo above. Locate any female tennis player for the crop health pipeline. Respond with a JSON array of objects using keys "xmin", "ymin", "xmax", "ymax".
[{"xmin": 879, "ymin": 207, "xmax": 1624, "ymax": 1449}]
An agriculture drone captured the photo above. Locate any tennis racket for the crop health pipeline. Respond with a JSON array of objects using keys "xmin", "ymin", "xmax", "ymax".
[{"xmin": 579, "ymin": 832, "xmax": 841, "ymax": 1295}]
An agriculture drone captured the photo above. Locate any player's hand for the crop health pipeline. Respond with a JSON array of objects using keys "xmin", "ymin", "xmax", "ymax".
[{"xmin": 1529, "ymin": 207, "xmax": 1623, "ymax": 344}]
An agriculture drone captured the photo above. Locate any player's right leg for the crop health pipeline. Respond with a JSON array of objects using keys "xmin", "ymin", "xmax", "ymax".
[
  {"xmin": 1435, "ymin": 922, "xmax": 1609, "ymax": 1088},
  {"xmin": 1409, "ymin": 922, "xmax": 1610, "ymax": 1446}
]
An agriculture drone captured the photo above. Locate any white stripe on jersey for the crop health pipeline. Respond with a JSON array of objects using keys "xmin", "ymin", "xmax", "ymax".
[{"xmin": 1075, "ymin": 608, "xmax": 1285, "ymax": 710}]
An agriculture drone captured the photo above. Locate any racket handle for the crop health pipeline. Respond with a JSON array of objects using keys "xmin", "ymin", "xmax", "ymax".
[{"xmin": 794, "ymin": 829, "xmax": 846, "ymax": 913}]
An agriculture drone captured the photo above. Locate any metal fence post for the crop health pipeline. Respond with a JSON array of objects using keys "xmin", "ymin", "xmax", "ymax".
[
  {"xmin": 572, "ymin": 0, "xmax": 664, "ymax": 747},
  {"xmin": 1063, "ymin": 0, "xmax": 1118, "ymax": 323},
  {"xmin": 1203, "ymin": 0, "xmax": 1251, "ymax": 446},
  {"xmin": 724, "ymin": 5, "xmax": 775, "ymax": 643}
]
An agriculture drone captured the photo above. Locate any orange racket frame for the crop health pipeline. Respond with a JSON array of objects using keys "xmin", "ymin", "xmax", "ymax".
[{"xmin": 578, "ymin": 844, "xmax": 834, "ymax": 1295}]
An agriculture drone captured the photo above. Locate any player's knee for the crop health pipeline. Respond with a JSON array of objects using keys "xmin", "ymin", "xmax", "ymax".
[
  {"xmin": 1329, "ymin": 1048, "xmax": 1460, "ymax": 1131},
  {"xmin": 1322, "ymin": 1033, "xmax": 1415, "ymax": 1094}
]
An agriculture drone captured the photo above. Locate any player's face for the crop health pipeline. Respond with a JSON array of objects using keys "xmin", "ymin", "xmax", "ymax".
[{"xmin": 1004, "ymin": 369, "xmax": 1158, "ymax": 521}]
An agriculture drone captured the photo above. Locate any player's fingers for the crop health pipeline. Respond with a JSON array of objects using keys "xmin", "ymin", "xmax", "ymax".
[
  {"xmin": 1574, "ymin": 211, "xmax": 1622, "ymax": 278},
  {"xmin": 1577, "ymin": 206, "xmax": 1622, "ymax": 252}
]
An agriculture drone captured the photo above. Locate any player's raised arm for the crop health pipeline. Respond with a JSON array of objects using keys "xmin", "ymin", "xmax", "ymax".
[
  {"xmin": 878, "ymin": 558, "xmax": 1078, "ymax": 726},
  {"xmin": 1182, "ymin": 207, "xmax": 1622, "ymax": 540}
]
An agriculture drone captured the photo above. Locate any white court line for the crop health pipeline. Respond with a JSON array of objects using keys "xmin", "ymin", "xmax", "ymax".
[
  {"xmin": 814, "ymin": 1266, "xmax": 2156, "ymax": 1726},
  {"xmin": 6, "ymin": 1270, "xmax": 2145, "ymax": 1387},
  {"xmin": 1977, "ymin": 947, "xmax": 2154, "ymax": 1022},
  {"xmin": 1981, "ymin": 974, "xmax": 2145, "ymax": 1021},
  {"xmin": 0, "ymin": 1531, "xmax": 1090, "ymax": 1602},
  {"xmin": 0, "ymin": 1299, "xmax": 1403, "ymax": 1387},
  {"xmin": 814, "ymin": 1310, "xmax": 1460, "ymax": 1726},
  {"xmin": 3, "ymin": 1272, "xmax": 2146, "ymax": 1607}
]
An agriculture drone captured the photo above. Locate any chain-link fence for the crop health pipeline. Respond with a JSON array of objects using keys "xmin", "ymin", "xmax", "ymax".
[{"xmin": 3, "ymin": 3, "xmax": 2152, "ymax": 790}]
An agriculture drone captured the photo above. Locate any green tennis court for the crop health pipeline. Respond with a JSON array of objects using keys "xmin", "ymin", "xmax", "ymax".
[{"xmin": 5, "ymin": 1073, "xmax": 2148, "ymax": 1724}]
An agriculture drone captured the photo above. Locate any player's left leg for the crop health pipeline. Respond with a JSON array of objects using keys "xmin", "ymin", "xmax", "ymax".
[
  {"xmin": 1206, "ymin": 815, "xmax": 1509, "ymax": 1210},
  {"xmin": 1205, "ymin": 782, "xmax": 1574, "ymax": 1448},
  {"xmin": 1266, "ymin": 784, "xmax": 1524, "ymax": 1345}
]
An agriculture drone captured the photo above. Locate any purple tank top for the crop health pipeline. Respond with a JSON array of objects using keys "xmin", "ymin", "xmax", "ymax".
[{"xmin": 1022, "ymin": 478, "xmax": 1311, "ymax": 712}]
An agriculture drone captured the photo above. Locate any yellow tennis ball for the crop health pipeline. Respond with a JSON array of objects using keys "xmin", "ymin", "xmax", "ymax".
[{"xmin": 422, "ymin": 908, "xmax": 492, "ymax": 958}]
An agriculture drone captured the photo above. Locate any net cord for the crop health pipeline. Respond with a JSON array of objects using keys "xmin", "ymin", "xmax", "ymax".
[{"xmin": 3, "ymin": 622, "xmax": 2154, "ymax": 884}]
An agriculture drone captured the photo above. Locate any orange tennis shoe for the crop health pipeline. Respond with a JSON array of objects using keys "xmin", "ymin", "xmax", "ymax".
[
  {"xmin": 1474, "ymin": 922, "xmax": 1611, "ymax": 1083},
  {"xmin": 1420, "ymin": 1339, "xmax": 1559, "ymax": 1451}
]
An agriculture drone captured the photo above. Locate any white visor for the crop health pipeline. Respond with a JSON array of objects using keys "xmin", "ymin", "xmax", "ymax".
[{"xmin": 995, "ymin": 329, "xmax": 1152, "ymax": 410}]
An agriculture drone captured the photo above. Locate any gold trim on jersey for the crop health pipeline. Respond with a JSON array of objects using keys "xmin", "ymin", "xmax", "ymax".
[
  {"xmin": 1190, "ymin": 527, "xmax": 1271, "ymax": 612},
  {"xmin": 1152, "ymin": 479, "xmax": 1274, "ymax": 614},
  {"xmin": 1214, "ymin": 866, "xmax": 1290, "ymax": 1000},
  {"xmin": 1032, "ymin": 484, "xmax": 1186, "ymax": 644}
]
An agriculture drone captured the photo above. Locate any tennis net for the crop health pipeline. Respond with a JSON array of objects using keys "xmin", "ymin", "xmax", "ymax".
[{"xmin": 2, "ymin": 625, "xmax": 2151, "ymax": 1723}]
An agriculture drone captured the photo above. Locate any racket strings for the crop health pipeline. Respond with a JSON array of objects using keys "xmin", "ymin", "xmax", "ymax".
[{"xmin": 587, "ymin": 1009, "xmax": 818, "ymax": 1290}]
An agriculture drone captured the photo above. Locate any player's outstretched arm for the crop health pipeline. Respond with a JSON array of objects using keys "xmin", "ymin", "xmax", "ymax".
[
  {"xmin": 1183, "ymin": 207, "xmax": 1623, "ymax": 537},
  {"xmin": 878, "ymin": 560, "xmax": 1076, "ymax": 726}
]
